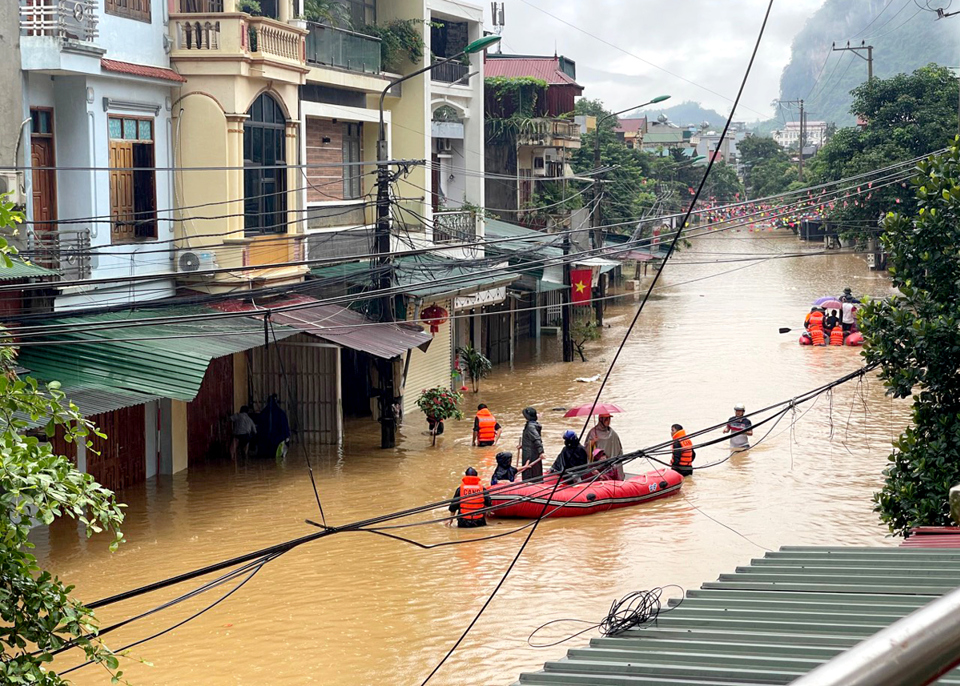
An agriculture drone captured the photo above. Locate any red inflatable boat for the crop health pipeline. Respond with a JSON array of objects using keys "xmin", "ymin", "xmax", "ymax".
[
  {"xmin": 489, "ymin": 468, "xmax": 684, "ymax": 518},
  {"xmin": 799, "ymin": 331, "xmax": 863, "ymax": 346}
]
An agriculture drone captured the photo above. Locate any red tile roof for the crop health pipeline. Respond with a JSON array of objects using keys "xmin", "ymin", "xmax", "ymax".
[
  {"xmin": 101, "ymin": 58, "xmax": 187, "ymax": 83},
  {"xmin": 901, "ymin": 526, "xmax": 960, "ymax": 548},
  {"xmin": 484, "ymin": 55, "xmax": 582, "ymax": 89},
  {"xmin": 615, "ymin": 118, "xmax": 644, "ymax": 133}
]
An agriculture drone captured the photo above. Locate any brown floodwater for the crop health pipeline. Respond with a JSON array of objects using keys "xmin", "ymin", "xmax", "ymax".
[{"xmin": 36, "ymin": 230, "xmax": 909, "ymax": 685}]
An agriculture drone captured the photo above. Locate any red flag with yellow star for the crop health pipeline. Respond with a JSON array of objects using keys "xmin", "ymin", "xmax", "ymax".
[{"xmin": 570, "ymin": 269, "xmax": 592, "ymax": 306}]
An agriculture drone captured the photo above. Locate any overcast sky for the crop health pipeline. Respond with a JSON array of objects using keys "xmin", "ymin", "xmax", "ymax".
[{"xmin": 485, "ymin": 0, "xmax": 828, "ymax": 122}]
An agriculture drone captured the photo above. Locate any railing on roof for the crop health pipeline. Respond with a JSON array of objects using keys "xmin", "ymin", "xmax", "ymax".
[
  {"xmin": 305, "ymin": 22, "xmax": 380, "ymax": 74},
  {"xmin": 29, "ymin": 228, "xmax": 91, "ymax": 280},
  {"xmin": 430, "ymin": 59, "xmax": 469, "ymax": 84},
  {"xmin": 433, "ymin": 210, "xmax": 477, "ymax": 244},
  {"xmin": 19, "ymin": 0, "xmax": 99, "ymax": 42}
]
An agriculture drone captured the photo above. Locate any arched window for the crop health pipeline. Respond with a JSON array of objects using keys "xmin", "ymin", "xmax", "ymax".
[{"xmin": 244, "ymin": 93, "xmax": 287, "ymax": 235}]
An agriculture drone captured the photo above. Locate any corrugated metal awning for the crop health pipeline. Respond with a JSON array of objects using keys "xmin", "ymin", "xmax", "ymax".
[
  {"xmin": 15, "ymin": 308, "xmax": 299, "ymax": 402},
  {"xmin": 15, "ymin": 385, "xmax": 160, "ymax": 428},
  {"xmin": 212, "ymin": 296, "xmax": 433, "ymax": 359},
  {"xmin": 0, "ymin": 259, "xmax": 59, "ymax": 281},
  {"xmin": 511, "ymin": 546, "xmax": 960, "ymax": 685}
]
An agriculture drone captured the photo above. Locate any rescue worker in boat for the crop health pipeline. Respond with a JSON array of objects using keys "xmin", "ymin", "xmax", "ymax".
[
  {"xmin": 550, "ymin": 430, "xmax": 590, "ymax": 480},
  {"xmin": 586, "ymin": 413, "xmax": 624, "ymax": 480},
  {"xmin": 518, "ymin": 407, "xmax": 545, "ymax": 482},
  {"xmin": 447, "ymin": 467, "xmax": 492, "ymax": 528},
  {"xmin": 490, "ymin": 451, "xmax": 518, "ymax": 485},
  {"xmin": 472, "ymin": 404, "xmax": 502, "ymax": 447},
  {"xmin": 722, "ymin": 403, "xmax": 753, "ymax": 452},
  {"xmin": 670, "ymin": 424, "xmax": 696, "ymax": 477},
  {"xmin": 804, "ymin": 306, "xmax": 818, "ymax": 329}
]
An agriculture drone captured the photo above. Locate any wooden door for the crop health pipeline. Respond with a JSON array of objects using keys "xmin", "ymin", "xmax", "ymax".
[
  {"xmin": 431, "ymin": 153, "xmax": 441, "ymax": 212},
  {"xmin": 30, "ymin": 114, "xmax": 57, "ymax": 268},
  {"xmin": 87, "ymin": 405, "xmax": 147, "ymax": 493},
  {"xmin": 109, "ymin": 140, "xmax": 135, "ymax": 243}
]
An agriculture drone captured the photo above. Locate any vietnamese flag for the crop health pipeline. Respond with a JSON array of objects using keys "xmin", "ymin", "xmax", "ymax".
[{"xmin": 570, "ymin": 269, "xmax": 592, "ymax": 306}]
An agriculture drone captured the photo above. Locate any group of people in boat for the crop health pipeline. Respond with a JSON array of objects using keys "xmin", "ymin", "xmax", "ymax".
[
  {"xmin": 801, "ymin": 287, "xmax": 861, "ymax": 346},
  {"xmin": 447, "ymin": 403, "xmax": 756, "ymax": 527}
]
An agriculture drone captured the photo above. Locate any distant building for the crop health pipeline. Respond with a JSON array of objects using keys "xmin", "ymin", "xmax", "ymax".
[
  {"xmin": 614, "ymin": 118, "xmax": 645, "ymax": 149},
  {"xmin": 773, "ymin": 120, "xmax": 829, "ymax": 149}
]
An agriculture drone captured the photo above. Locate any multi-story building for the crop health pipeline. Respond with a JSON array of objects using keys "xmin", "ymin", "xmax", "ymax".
[
  {"xmin": 614, "ymin": 117, "xmax": 644, "ymax": 149},
  {"xmin": 18, "ymin": 0, "xmax": 182, "ymax": 310},
  {"xmin": 483, "ymin": 53, "xmax": 583, "ymax": 217},
  {"xmin": 773, "ymin": 120, "xmax": 829, "ymax": 150}
]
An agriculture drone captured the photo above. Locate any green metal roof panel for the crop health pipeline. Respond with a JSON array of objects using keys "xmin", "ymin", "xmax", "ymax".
[
  {"xmin": 16, "ymin": 308, "xmax": 298, "ymax": 402},
  {"xmin": 0, "ymin": 259, "xmax": 59, "ymax": 281},
  {"xmin": 511, "ymin": 546, "xmax": 960, "ymax": 685},
  {"xmin": 15, "ymin": 385, "xmax": 160, "ymax": 428},
  {"xmin": 395, "ymin": 255, "xmax": 518, "ymax": 299}
]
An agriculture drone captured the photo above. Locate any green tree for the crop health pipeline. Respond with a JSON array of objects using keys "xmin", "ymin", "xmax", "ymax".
[
  {"xmin": 456, "ymin": 345, "xmax": 492, "ymax": 393},
  {"xmin": 861, "ymin": 141, "xmax": 960, "ymax": 536},
  {"xmin": 702, "ymin": 161, "xmax": 745, "ymax": 203},
  {"xmin": 808, "ymin": 65, "xmax": 959, "ymax": 239},
  {"xmin": 0, "ymin": 197, "xmax": 126, "ymax": 684},
  {"xmin": 739, "ymin": 135, "xmax": 795, "ymax": 198},
  {"xmin": 570, "ymin": 316, "xmax": 601, "ymax": 362}
]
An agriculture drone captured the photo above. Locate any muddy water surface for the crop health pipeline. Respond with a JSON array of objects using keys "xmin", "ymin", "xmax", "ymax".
[{"xmin": 36, "ymin": 232, "xmax": 908, "ymax": 685}]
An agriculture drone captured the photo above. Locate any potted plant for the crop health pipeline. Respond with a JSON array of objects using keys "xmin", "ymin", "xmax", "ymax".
[
  {"xmin": 416, "ymin": 387, "xmax": 464, "ymax": 445},
  {"xmin": 456, "ymin": 345, "xmax": 492, "ymax": 392}
]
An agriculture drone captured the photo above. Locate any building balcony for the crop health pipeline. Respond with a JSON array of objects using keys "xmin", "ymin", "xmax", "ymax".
[
  {"xmin": 19, "ymin": 0, "xmax": 104, "ymax": 72},
  {"xmin": 170, "ymin": 10, "xmax": 306, "ymax": 75},
  {"xmin": 430, "ymin": 59, "xmax": 469, "ymax": 84},
  {"xmin": 305, "ymin": 22, "xmax": 380, "ymax": 74},
  {"xmin": 30, "ymin": 228, "xmax": 92, "ymax": 281},
  {"xmin": 433, "ymin": 210, "xmax": 478, "ymax": 244},
  {"xmin": 517, "ymin": 118, "xmax": 582, "ymax": 149}
]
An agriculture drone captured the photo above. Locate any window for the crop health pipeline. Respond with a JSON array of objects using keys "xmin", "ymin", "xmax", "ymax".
[
  {"xmin": 108, "ymin": 116, "xmax": 157, "ymax": 242},
  {"xmin": 104, "ymin": 0, "xmax": 151, "ymax": 23},
  {"xmin": 342, "ymin": 122, "xmax": 362, "ymax": 200},
  {"xmin": 244, "ymin": 94, "xmax": 288, "ymax": 236}
]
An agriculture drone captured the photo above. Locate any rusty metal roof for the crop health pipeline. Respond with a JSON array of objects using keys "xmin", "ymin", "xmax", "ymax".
[
  {"xmin": 213, "ymin": 295, "xmax": 433, "ymax": 359},
  {"xmin": 511, "ymin": 546, "xmax": 960, "ymax": 685},
  {"xmin": 484, "ymin": 55, "xmax": 583, "ymax": 90}
]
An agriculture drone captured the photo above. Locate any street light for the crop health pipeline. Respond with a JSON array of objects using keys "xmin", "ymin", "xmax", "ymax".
[
  {"xmin": 583, "ymin": 95, "xmax": 670, "ymax": 334},
  {"xmin": 372, "ymin": 33, "xmax": 501, "ymax": 449}
]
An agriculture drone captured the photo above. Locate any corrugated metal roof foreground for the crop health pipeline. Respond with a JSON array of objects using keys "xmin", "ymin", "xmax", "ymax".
[
  {"xmin": 16, "ymin": 309, "xmax": 299, "ymax": 402},
  {"xmin": 511, "ymin": 546, "xmax": 960, "ymax": 685},
  {"xmin": 14, "ymin": 385, "xmax": 160, "ymax": 428},
  {"xmin": 0, "ymin": 259, "xmax": 59, "ymax": 281}
]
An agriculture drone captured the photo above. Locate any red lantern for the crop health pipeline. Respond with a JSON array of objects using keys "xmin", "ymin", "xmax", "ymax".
[{"xmin": 421, "ymin": 304, "xmax": 449, "ymax": 334}]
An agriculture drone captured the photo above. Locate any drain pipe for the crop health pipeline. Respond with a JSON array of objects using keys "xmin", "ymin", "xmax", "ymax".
[{"xmin": 792, "ymin": 583, "xmax": 960, "ymax": 685}]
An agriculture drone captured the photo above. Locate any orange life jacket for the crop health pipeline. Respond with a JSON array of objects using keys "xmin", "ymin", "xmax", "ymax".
[
  {"xmin": 475, "ymin": 408, "xmax": 497, "ymax": 443},
  {"xmin": 810, "ymin": 327, "xmax": 825, "ymax": 345},
  {"xmin": 672, "ymin": 429, "xmax": 694, "ymax": 468},
  {"xmin": 830, "ymin": 327, "xmax": 844, "ymax": 346},
  {"xmin": 459, "ymin": 475, "xmax": 485, "ymax": 520},
  {"xmin": 805, "ymin": 312, "xmax": 813, "ymax": 327},
  {"xmin": 809, "ymin": 311, "xmax": 824, "ymax": 329}
]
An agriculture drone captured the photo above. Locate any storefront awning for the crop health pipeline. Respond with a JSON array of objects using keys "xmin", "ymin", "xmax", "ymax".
[
  {"xmin": 213, "ymin": 296, "xmax": 433, "ymax": 359},
  {"xmin": 16, "ymin": 385, "xmax": 161, "ymax": 428}
]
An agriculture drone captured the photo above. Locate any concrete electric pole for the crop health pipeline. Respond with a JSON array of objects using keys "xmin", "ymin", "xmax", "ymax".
[{"xmin": 832, "ymin": 41, "xmax": 874, "ymax": 83}]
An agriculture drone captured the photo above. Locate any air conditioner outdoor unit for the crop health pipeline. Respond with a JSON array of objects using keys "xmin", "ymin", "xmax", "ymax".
[
  {"xmin": 0, "ymin": 172, "xmax": 24, "ymax": 207},
  {"xmin": 436, "ymin": 138, "xmax": 453, "ymax": 153},
  {"xmin": 532, "ymin": 166, "xmax": 546, "ymax": 177},
  {"xmin": 176, "ymin": 249, "xmax": 219, "ymax": 273}
]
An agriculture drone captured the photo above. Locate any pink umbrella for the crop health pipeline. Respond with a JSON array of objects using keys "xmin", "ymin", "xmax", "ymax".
[
  {"xmin": 563, "ymin": 403, "xmax": 624, "ymax": 418},
  {"xmin": 819, "ymin": 299, "xmax": 843, "ymax": 311}
]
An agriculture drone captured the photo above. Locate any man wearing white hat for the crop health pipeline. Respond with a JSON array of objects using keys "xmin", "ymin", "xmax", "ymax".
[{"xmin": 723, "ymin": 403, "xmax": 753, "ymax": 451}]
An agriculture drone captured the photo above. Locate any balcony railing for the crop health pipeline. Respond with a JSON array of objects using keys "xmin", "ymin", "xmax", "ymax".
[
  {"xmin": 433, "ymin": 210, "xmax": 477, "ymax": 244},
  {"xmin": 517, "ymin": 118, "xmax": 582, "ymax": 148},
  {"xmin": 305, "ymin": 22, "xmax": 380, "ymax": 74},
  {"xmin": 171, "ymin": 12, "xmax": 305, "ymax": 67},
  {"xmin": 20, "ymin": 0, "xmax": 99, "ymax": 42},
  {"xmin": 430, "ymin": 59, "xmax": 469, "ymax": 84},
  {"xmin": 29, "ymin": 228, "xmax": 91, "ymax": 280}
]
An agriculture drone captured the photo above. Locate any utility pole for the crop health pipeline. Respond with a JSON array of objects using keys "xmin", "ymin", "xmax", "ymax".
[
  {"xmin": 936, "ymin": 10, "xmax": 960, "ymax": 137},
  {"xmin": 375, "ymin": 136, "xmax": 397, "ymax": 449},
  {"xmin": 561, "ymin": 233, "xmax": 573, "ymax": 362},
  {"xmin": 832, "ymin": 41, "xmax": 874, "ymax": 83},
  {"xmin": 779, "ymin": 98, "xmax": 806, "ymax": 182}
]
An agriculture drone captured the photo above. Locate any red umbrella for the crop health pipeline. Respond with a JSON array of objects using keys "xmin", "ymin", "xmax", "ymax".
[{"xmin": 563, "ymin": 403, "xmax": 624, "ymax": 418}]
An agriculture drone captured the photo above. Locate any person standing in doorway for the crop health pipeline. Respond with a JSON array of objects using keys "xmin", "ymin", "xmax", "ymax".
[
  {"xmin": 517, "ymin": 407, "xmax": 545, "ymax": 481},
  {"xmin": 229, "ymin": 406, "xmax": 257, "ymax": 461},
  {"xmin": 472, "ymin": 403, "xmax": 502, "ymax": 447},
  {"xmin": 723, "ymin": 403, "xmax": 754, "ymax": 452},
  {"xmin": 586, "ymin": 413, "xmax": 624, "ymax": 480}
]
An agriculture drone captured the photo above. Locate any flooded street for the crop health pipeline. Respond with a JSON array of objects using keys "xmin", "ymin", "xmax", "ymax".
[{"xmin": 37, "ymin": 230, "xmax": 908, "ymax": 685}]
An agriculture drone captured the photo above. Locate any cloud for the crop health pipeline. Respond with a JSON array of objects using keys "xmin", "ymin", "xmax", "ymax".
[{"xmin": 488, "ymin": 0, "xmax": 827, "ymax": 120}]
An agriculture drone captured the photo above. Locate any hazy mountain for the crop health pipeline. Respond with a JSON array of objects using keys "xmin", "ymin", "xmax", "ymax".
[
  {"xmin": 622, "ymin": 100, "xmax": 727, "ymax": 128},
  {"xmin": 776, "ymin": 0, "xmax": 957, "ymax": 128}
]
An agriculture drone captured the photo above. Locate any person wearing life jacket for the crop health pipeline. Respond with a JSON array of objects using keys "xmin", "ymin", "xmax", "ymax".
[
  {"xmin": 809, "ymin": 325, "xmax": 826, "ymax": 346},
  {"xmin": 472, "ymin": 404, "xmax": 502, "ymax": 447},
  {"xmin": 447, "ymin": 467, "xmax": 491, "ymax": 528},
  {"xmin": 670, "ymin": 424, "xmax": 695, "ymax": 477},
  {"xmin": 830, "ymin": 326, "xmax": 845, "ymax": 346},
  {"xmin": 808, "ymin": 307, "xmax": 825, "ymax": 331},
  {"xmin": 804, "ymin": 307, "xmax": 817, "ymax": 329}
]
